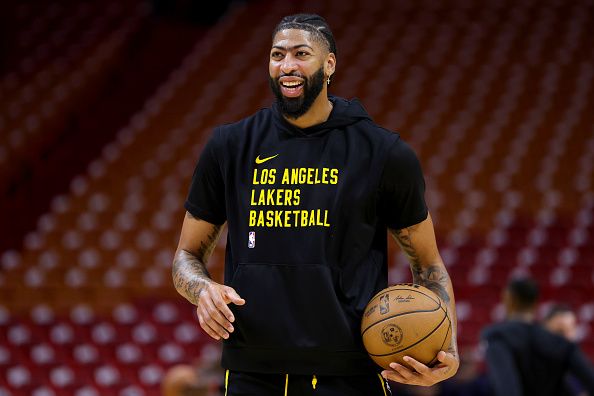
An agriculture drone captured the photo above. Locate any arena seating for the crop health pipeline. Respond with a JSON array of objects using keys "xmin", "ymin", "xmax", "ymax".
[{"xmin": 1, "ymin": 0, "xmax": 593, "ymax": 394}]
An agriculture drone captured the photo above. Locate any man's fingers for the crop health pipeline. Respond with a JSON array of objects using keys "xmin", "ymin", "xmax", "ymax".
[
  {"xmin": 403, "ymin": 356, "xmax": 430, "ymax": 374},
  {"xmin": 437, "ymin": 350, "xmax": 454, "ymax": 364},
  {"xmin": 211, "ymin": 289, "xmax": 238, "ymax": 329},
  {"xmin": 198, "ymin": 294, "xmax": 232, "ymax": 339},
  {"xmin": 382, "ymin": 369, "xmax": 408, "ymax": 384},
  {"xmin": 192, "ymin": 283, "xmax": 246, "ymax": 341},
  {"xmin": 196, "ymin": 309, "xmax": 221, "ymax": 340},
  {"xmin": 389, "ymin": 362, "xmax": 417, "ymax": 381},
  {"xmin": 434, "ymin": 351, "xmax": 457, "ymax": 377},
  {"xmin": 223, "ymin": 286, "xmax": 245, "ymax": 306}
]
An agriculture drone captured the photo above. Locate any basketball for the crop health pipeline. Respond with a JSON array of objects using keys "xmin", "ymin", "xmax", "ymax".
[{"xmin": 361, "ymin": 283, "xmax": 452, "ymax": 370}]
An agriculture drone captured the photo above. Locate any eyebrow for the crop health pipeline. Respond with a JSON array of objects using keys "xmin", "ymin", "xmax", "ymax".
[{"xmin": 271, "ymin": 44, "xmax": 314, "ymax": 51}]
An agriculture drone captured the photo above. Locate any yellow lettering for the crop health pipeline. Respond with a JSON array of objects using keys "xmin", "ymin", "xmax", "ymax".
[
  {"xmin": 282, "ymin": 169, "xmax": 290, "ymax": 184},
  {"xmin": 293, "ymin": 189, "xmax": 301, "ymax": 205},
  {"xmin": 274, "ymin": 211, "xmax": 283, "ymax": 227},
  {"xmin": 330, "ymin": 169, "xmax": 338, "ymax": 184},
  {"xmin": 248, "ymin": 209, "xmax": 331, "ymax": 227},
  {"xmin": 299, "ymin": 168, "xmax": 307, "ymax": 184},
  {"xmin": 266, "ymin": 211, "xmax": 274, "ymax": 227},
  {"xmin": 266, "ymin": 189, "xmax": 275, "ymax": 205},
  {"xmin": 323, "ymin": 210, "xmax": 330, "ymax": 226},
  {"xmin": 322, "ymin": 168, "xmax": 329, "ymax": 184},
  {"xmin": 308, "ymin": 210, "xmax": 316, "ymax": 226},
  {"xmin": 307, "ymin": 168, "xmax": 314, "ymax": 184},
  {"xmin": 300, "ymin": 210, "xmax": 308, "ymax": 227},
  {"xmin": 283, "ymin": 189, "xmax": 292, "ymax": 206},
  {"xmin": 252, "ymin": 169, "xmax": 277, "ymax": 185}
]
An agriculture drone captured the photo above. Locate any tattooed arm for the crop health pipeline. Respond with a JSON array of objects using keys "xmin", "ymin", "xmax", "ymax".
[
  {"xmin": 383, "ymin": 213, "xmax": 459, "ymax": 386},
  {"xmin": 173, "ymin": 212, "xmax": 245, "ymax": 340}
]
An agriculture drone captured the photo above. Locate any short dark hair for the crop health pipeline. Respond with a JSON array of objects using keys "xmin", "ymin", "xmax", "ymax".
[
  {"xmin": 272, "ymin": 14, "xmax": 337, "ymax": 56},
  {"xmin": 507, "ymin": 278, "xmax": 539, "ymax": 310}
]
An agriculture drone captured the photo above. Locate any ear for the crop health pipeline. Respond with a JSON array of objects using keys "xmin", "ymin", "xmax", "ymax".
[{"xmin": 325, "ymin": 53, "xmax": 336, "ymax": 79}]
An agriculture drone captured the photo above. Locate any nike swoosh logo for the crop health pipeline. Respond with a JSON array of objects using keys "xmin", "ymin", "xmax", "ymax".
[{"xmin": 255, "ymin": 154, "xmax": 279, "ymax": 164}]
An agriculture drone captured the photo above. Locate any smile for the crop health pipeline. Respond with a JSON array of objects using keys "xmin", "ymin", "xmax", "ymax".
[{"xmin": 280, "ymin": 81, "xmax": 304, "ymax": 88}]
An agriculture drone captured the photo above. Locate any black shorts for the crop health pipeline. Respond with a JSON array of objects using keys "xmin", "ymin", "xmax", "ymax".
[{"xmin": 223, "ymin": 370, "xmax": 391, "ymax": 396}]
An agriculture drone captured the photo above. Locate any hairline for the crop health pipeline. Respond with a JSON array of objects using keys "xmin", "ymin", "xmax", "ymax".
[{"xmin": 272, "ymin": 26, "xmax": 333, "ymax": 55}]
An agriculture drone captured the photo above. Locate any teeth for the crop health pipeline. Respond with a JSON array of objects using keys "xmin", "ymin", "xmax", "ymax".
[{"xmin": 282, "ymin": 81, "xmax": 302, "ymax": 87}]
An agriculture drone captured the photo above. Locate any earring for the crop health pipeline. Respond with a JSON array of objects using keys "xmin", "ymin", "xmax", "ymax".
[{"xmin": 327, "ymin": 77, "xmax": 331, "ymax": 85}]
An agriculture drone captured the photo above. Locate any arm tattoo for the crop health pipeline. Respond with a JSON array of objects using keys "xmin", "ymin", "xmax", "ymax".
[
  {"xmin": 172, "ymin": 222, "xmax": 222, "ymax": 305},
  {"xmin": 413, "ymin": 264, "xmax": 451, "ymax": 304},
  {"xmin": 390, "ymin": 222, "xmax": 459, "ymax": 359},
  {"xmin": 391, "ymin": 228, "xmax": 422, "ymax": 269},
  {"xmin": 390, "ymin": 227, "xmax": 451, "ymax": 303}
]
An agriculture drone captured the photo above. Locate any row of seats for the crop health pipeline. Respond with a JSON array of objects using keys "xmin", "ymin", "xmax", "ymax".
[
  {"xmin": 0, "ymin": 301, "xmax": 207, "ymax": 395},
  {"xmin": 0, "ymin": 0, "xmax": 147, "ymax": 195}
]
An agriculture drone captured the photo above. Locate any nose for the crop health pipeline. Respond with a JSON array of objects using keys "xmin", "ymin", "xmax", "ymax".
[{"xmin": 280, "ymin": 53, "xmax": 298, "ymax": 74}]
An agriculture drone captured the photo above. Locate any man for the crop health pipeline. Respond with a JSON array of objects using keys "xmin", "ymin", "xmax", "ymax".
[
  {"xmin": 482, "ymin": 278, "xmax": 594, "ymax": 396},
  {"xmin": 173, "ymin": 14, "xmax": 459, "ymax": 395},
  {"xmin": 161, "ymin": 364, "xmax": 205, "ymax": 396},
  {"xmin": 544, "ymin": 304, "xmax": 578, "ymax": 342},
  {"xmin": 544, "ymin": 304, "xmax": 589, "ymax": 396}
]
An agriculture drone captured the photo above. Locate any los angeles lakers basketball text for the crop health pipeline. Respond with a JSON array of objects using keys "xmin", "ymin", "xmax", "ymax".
[{"xmin": 249, "ymin": 167, "xmax": 339, "ymax": 228}]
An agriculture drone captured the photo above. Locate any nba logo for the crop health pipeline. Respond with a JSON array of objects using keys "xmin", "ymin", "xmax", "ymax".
[
  {"xmin": 379, "ymin": 294, "xmax": 390, "ymax": 315},
  {"xmin": 248, "ymin": 232, "xmax": 256, "ymax": 249}
]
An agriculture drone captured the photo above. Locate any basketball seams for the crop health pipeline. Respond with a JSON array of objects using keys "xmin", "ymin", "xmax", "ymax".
[
  {"xmin": 360, "ymin": 306, "xmax": 441, "ymax": 336},
  {"xmin": 367, "ymin": 310, "xmax": 449, "ymax": 357},
  {"xmin": 438, "ymin": 319, "xmax": 452, "ymax": 352},
  {"xmin": 361, "ymin": 284, "xmax": 452, "ymax": 368}
]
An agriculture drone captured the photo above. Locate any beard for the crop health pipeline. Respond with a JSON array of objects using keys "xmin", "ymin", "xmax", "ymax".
[{"xmin": 269, "ymin": 66, "xmax": 326, "ymax": 119}]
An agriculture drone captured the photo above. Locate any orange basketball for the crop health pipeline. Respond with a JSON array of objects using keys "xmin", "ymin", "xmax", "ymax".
[{"xmin": 361, "ymin": 283, "xmax": 452, "ymax": 370}]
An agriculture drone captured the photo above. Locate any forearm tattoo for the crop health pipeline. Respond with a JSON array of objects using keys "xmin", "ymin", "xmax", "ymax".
[
  {"xmin": 172, "ymin": 219, "xmax": 222, "ymax": 305},
  {"xmin": 390, "ymin": 224, "xmax": 458, "ymax": 358},
  {"xmin": 390, "ymin": 228, "xmax": 451, "ymax": 304},
  {"xmin": 391, "ymin": 228, "xmax": 422, "ymax": 268}
]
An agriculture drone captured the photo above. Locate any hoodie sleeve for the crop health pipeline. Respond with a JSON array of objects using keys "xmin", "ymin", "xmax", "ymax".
[
  {"xmin": 378, "ymin": 137, "xmax": 428, "ymax": 230},
  {"xmin": 567, "ymin": 345, "xmax": 594, "ymax": 394},
  {"xmin": 184, "ymin": 128, "xmax": 227, "ymax": 225}
]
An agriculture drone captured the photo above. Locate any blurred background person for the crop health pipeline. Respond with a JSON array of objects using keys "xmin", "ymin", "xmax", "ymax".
[
  {"xmin": 482, "ymin": 278, "xmax": 594, "ymax": 396},
  {"xmin": 161, "ymin": 364, "xmax": 204, "ymax": 396},
  {"xmin": 544, "ymin": 304, "xmax": 579, "ymax": 342},
  {"xmin": 544, "ymin": 304, "xmax": 590, "ymax": 396}
]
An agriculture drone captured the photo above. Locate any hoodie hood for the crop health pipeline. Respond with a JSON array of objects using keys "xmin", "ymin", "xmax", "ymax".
[{"xmin": 272, "ymin": 96, "xmax": 372, "ymax": 138}]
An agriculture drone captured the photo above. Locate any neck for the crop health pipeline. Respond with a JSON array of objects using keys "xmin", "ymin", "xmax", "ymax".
[
  {"xmin": 507, "ymin": 311, "xmax": 534, "ymax": 322},
  {"xmin": 283, "ymin": 89, "xmax": 333, "ymax": 129}
]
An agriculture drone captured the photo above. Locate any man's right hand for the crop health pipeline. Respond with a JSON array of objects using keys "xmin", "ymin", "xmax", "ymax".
[{"xmin": 195, "ymin": 280, "xmax": 245, "ymax": 340}]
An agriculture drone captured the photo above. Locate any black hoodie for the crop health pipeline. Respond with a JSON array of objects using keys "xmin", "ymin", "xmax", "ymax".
[
  {"xmin": 185, "ymin": 96, "xmax": 428, "ymax": 375},
  {"xmin": 482, "ymin": 321, "xmax": 594, "ymax": 396}
]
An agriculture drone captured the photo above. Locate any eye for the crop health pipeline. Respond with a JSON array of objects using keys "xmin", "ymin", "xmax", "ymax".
[
  {"xmin": 296, "ymin": 51, "xmax": 310, "ymax": 57},
  {"xmin": 270, "ymin": 51, "xmax": 284, "ymax": 60}
]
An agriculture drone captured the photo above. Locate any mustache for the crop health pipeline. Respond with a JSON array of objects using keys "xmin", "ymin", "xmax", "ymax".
[{"xmin": 277, "ymin": 72, "xmax": 305, "ymax": 79}]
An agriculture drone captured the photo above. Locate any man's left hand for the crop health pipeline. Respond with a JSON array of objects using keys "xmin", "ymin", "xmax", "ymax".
[{"xmin": 381, "ymin": 351, "xmax": 459, "ymax": 386}]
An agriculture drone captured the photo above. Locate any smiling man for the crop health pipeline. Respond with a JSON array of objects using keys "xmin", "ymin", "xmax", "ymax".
[{"xmin": 173, "ymin": 14, "xmax": 459, "ymax": 395}]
